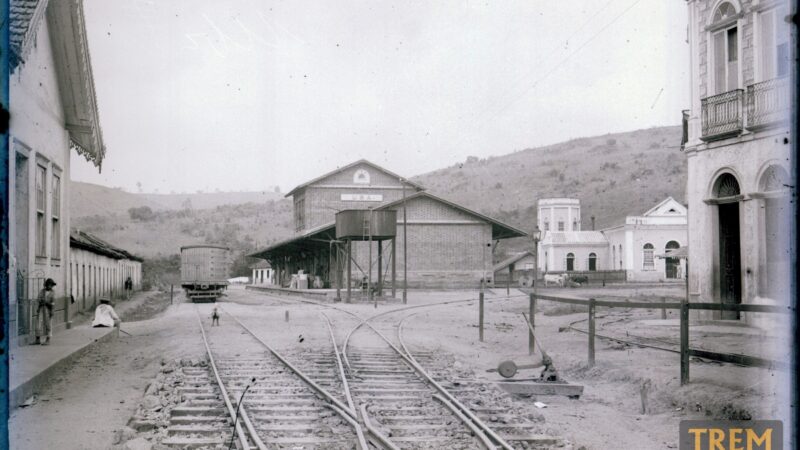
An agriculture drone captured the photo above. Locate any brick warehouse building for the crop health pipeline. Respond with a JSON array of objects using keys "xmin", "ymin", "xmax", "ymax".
[{"xmin": 249, "ymin": 160, "xmax": 527, "ymax": 290}]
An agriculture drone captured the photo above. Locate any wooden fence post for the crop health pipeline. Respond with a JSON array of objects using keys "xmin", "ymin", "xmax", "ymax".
[
  {"xmin": 478, "ymin": 291, "xmax": 485, "ymax": 342},
  {"xmin": 661, "ymin": 296, "xmax": 667, "ymax": 319},
  {"xmin": 680, "ymin": 299, "xmax": 690, "ymax": 385},
  {"xmin": 588, "ymin": 298, "xmax": 596, "ymax": 367},
  {"xmin": 170, "ymin": 284, "xmax": 174, "ymax": 304},
  {"xmin": 528, "ymin": 293, "xmax": 536, "ymax": 355}
]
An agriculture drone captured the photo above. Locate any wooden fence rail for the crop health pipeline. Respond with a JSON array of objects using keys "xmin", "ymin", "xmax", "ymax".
[{"xmin": 530, "ymin": 294, "xmax": 791, "ymax": 385}]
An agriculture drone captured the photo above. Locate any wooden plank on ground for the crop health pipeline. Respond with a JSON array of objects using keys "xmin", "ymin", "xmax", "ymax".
[{"xmin": 494, "ymin": 380, "xmax": 583, "ymax": 398}]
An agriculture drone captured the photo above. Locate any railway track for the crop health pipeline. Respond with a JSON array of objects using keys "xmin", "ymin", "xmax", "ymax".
[
  {"xmin": 331, "ymin": 296, "xmax": 566, "ymax": 449},
  {"xmin": 160, "ymin": 306, "xmax": 366, "ymax": 449},
  {"xmin": 158, "ymin": 292, "xmax": 566, "ymax": 449}
]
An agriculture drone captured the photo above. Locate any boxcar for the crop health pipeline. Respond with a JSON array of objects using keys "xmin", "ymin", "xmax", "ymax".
[{"xmin": 180, "ymin": 245, "xmax": 230, "ymax": 302}]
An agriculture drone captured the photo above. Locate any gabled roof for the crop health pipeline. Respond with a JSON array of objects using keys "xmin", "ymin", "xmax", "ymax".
[
  {"xmin": 642, "ymin": 197, "xmax": 687, "ymax": 217},
  {"xmin": 493, "ymin": 251, "xmax": 535, "ymax": 272},
  {"xmin": 10, "ymin": 0, "xmax": 106, "ymax": 170},
  {"xmin": 250, "ymin": 260, "xmax": 272, "ymax": 269},
  {"xmin": 376, "ymin": 191, "xmax": 528, "ymax": 240},
  {"xmin": 70, "ymin": 230, "xmax": 143, "ymax": 262},
  {"xmin": 285, "ymin": 159, "xmax": 425, "ymax": 198}
]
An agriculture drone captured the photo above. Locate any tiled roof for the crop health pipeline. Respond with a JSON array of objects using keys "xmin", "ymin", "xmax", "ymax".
[
  {"xmin": 250, "ymin": 260, "xmax": 272, "ymax": 269},
  {"xmin": 9, "ymin": 0, "xmax": 46, "ymax": 69},
  {"xmin": 542, "ymin": 231, "xmax": 608, "ymax": 245},
  {"xmin": 70, "ymin": 230, "xmax": 143, "ymax": 262}
]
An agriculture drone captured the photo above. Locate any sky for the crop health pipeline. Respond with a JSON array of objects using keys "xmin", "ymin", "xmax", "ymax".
[{"xmin": 72, "ymin": 0, "xmax": 690, "ymax": 194}]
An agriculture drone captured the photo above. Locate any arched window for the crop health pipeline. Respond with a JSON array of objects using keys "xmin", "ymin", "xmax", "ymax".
[
  {"xmin": 588, "ymin": 253, "xmax": 597, "ymax": 271},
  {"xmin": 643, "ymin": 243, "xmax": 655, "ymax": 270},
  {"xmin": 566, "ymin": 253, "xmax": 575, "ymax": 271},
  {"xmin": 544, "ymin": 220, "xmax": 550, "ymax": 231},
  {"xmin": 759, "ymin": 164, "xmax": 789, "ymax": 193},
  {"xmin": 714, "ymin": 173, "xmax": 741, "ymax": 198},
  {"xmin": 665, "ymin": 241, "xmax": 681, "ymax": 278},
  {"xmin": 710, "ymin": 2, "xmax": 740, "ymax": 94}
]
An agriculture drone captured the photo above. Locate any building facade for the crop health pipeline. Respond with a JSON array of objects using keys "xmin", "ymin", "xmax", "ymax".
[
  {"xmin": 69, "ymin": 230, "xmax": 142, "ymax": 317},
  {"xmin": 538, "ymin": 198, "xmax": 582, "ymax": 232},
  {"xmin": 7, "ymin": 0, "xmax": 106, "ymax": 345},
  {"xmin": 536, "ymin": 197, "xmax": 688, "ymax": 283},
  {"xmin": 250, "ymin": 160, "xmax": 526, "ymax": 290},
  {"xmin": 683, "ymin": 0, "xmax": 794, "ymax": 319},
  {"xmin": 603, "ymin": 197, "xmax": 688, "ymax": 282},
  {"xmin": 251, "ymin": 261, "xmax": 275, "ymax": 286}
]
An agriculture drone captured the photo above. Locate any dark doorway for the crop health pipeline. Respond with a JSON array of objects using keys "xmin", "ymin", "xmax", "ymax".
[
  {"xmin": 588, "ymin": 253, "xmax": 597, "ymax": 271},
  {"xmin": 665, "ymin": 241, "xmax": 680, "ymax": 279},
  {"xmin": 718, "ymin": 202, "xmax": 741, "ymax": 319},
  {"xmin": 566, "ymin": 253, "xmax": 575, "ymax": 271}
]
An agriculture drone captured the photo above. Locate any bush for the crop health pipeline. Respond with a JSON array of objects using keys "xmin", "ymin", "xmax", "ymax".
[{"xmin": 128, "ymin": 206, "xmax": 155, "ymax": 222}]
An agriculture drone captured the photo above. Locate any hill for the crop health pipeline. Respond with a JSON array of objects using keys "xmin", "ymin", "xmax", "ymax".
[
  {"xmin": 411, "ymin": 125, "xmax": 686, "ymax": 239},
  {"xmin": 71, "ymin": 125, "xmax": 687, "ymax": 268},
  {"xmin": 139, "ymin": 190, "xmax": 283, "ymax": 210},
  {"xmin": 70, "ymin": 182, "xmax": 165, "ymax": 218}
]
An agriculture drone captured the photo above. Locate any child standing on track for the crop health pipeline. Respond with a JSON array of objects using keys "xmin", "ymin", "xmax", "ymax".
[{"xmin": 211, "ymin": 306, "xmax": 220, "ymax": 326}]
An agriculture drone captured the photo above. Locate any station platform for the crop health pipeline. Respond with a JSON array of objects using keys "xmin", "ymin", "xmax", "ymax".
[
  {"xmin": 8, "ymin": 290, "xmax": 157, "ymax": 410},
  {"xmin": 9, "ymin": 323, "xmax": 116, "ymax": 410}
]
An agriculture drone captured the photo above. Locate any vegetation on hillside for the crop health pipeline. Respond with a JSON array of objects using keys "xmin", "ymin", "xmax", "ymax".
[{"xmin": 73, "ymin": 125, "xmax": 686, "ymax": 268}]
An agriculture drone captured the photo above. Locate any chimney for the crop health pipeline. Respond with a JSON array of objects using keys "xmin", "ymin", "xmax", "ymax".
[{"xmin": 591, "ymin": 216, "xmax": 596, "ymax": 231}]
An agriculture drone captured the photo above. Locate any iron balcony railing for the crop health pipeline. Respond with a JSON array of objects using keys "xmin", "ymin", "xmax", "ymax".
[
  {"xmin": 746, "ymin": 76, "xmax": 789, "ymax": 130},
  {"xmin": 701, "ymin": 89, "xmax": 744, "ymax": 141}
]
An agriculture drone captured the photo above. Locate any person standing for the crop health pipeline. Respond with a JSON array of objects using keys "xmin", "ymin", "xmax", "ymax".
[
  {"xmin": 211, "ymin": 306, "xmax": 220, "ymax": 326},
  {"xmin": 124, "ymin": 276, "xmax": 133, "ymax": 299},
  {"xmin": 36, "ymin": 278, "xmax": 56, "ymax": 345}
]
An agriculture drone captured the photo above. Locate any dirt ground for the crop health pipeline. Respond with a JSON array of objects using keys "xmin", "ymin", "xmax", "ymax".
[{"xmin": 9, "ymin": 285, "xmax": 792, "ymax": 449}]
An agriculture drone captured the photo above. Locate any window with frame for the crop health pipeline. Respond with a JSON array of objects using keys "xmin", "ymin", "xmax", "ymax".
[
  {"xmin": 558, "ymin": 221, "xmax": 565, "ymax": 231},
  {"xmin": 35, "ymin": 163, "xmax": 47, "ymax": 258},
  {"xmin": 711, "ymin": 2, "xmax": 739, "ymax": 94},
  {"xmin": 643, "ymin": 243, "xmax": 655, "ymax": 270},
  {"xmin": 294, "ymin": 196, "xmax": 305, "ymax": 231},
  {"xmin": 758, "ymin": 7, "xmax": 790, "ymax": 80},
  {"xmin": 51, "ymin": 172, "xmax": 61, "ymax": 260},
  {"xmin": 572, "ymin": 220, "xmax": 578, "ymax": 231},
  {"xmin": 543, "ymin": 221, "xmax": 549, "ymax": 231}
]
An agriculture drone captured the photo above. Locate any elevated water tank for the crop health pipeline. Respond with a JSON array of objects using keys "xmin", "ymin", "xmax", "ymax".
[{"xmin": 336, "ymin": 210, "xmax": 397, "ymax": 240}]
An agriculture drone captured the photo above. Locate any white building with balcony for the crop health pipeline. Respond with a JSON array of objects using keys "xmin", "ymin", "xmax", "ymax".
[{"xmin": 683, "ymin": 0, "xmax": 793, "ymax": 320}]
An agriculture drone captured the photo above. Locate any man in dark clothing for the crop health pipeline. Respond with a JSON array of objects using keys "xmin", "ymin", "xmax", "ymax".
[
  {"xmin": 36, "ymin": 278, "xmax": 56, "ymax": 345},
  {"xmin": 124, "ymin": 277, "xmax": 133, "ymax": 299}
]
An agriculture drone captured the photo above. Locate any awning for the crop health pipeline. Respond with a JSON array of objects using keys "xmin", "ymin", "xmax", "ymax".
[{"xmin": 656, "ymin": 246, "xmax": 688, "ymax": 259}]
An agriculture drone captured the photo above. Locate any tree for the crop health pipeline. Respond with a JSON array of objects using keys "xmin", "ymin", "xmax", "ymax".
[{"xmin": 128, "ymin": 206, "xmax": 155, "ymax": 221}]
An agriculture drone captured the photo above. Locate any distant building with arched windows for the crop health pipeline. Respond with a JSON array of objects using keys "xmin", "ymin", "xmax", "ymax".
[
  {"xmin": 603, "ymin": 197, "xmax": 688, "ymax": 282},
  {"xmin": 537, "ymin": 197, "xmax": 688, "ymax": 282},
  {"xmin": 682, "ymin": 0, "xmax": 793, "ymax": 320}
]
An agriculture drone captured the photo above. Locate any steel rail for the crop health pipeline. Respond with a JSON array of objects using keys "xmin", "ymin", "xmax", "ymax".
[
  {"xmin": 193, "ymin": 307, "xmax": 265, "ymax": 450},
  {"xmin": 360, "ymin": 404, "xmax": 400, "ymax": 450},
  {"xmin": 218, "ymin": 305, "xmax": 369, "ymax": 450},
  {"xmin": 320, "ymin": 312, "xmax": 357, "ymax": 414},
  {"xmin": 325, "ymin": 404, "xmax": 370, "ymax": 450},
  {"xmin": 395, "ymin": 314, "xmax": 512, "ymax": 450},
  {"xmin": 432, "ymin": 394, "xmax": 496, "ymax": 450},
  {"xmin": 245, "ymin": 291, "xmax": 528, "ymax": 449},
  {"xmin": 339, "ymin": 294, "xmax": 528, "ymax": 373}
]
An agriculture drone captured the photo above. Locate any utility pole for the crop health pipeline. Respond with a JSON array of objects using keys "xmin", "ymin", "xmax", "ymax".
[
  {"xmin": 530, "ymin": 226, "xmax": 541, "ymax": 355},
  {"xmin": 402, "ymin": 179, "xmax": 408, "ymax": 304}
]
